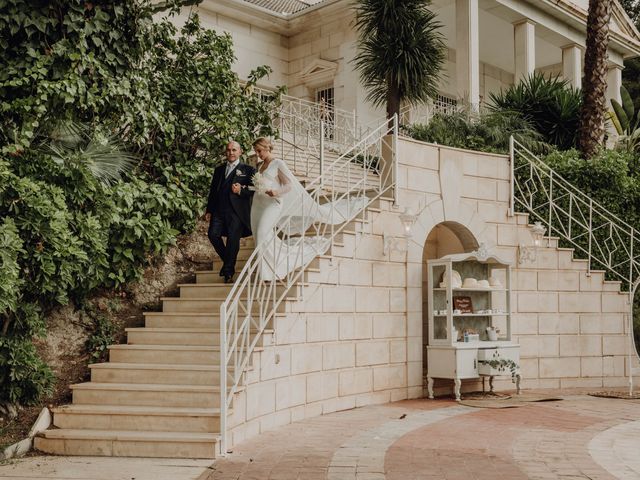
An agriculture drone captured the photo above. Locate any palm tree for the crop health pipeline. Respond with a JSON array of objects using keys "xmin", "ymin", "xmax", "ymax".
[
  {"xmin": 577, "ymin": 0, "xmax": 613, "ymax": 158},
  {"xmin": 353, "ymin": 0, "xmax": 446, "ymax": 123}
]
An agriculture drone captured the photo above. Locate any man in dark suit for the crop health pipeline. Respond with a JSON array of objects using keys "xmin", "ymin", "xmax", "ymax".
[{"xmin": 205, "ymin": 141, "xmax": 255, "ymax": 283}]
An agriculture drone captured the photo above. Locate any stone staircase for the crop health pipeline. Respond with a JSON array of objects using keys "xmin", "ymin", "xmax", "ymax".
[
  {"xmin": 34, "ymin": 243, "xmax": 256, "ymax": 458},
  {"xmin": 35, "ymin": 158, "xmax": 381, "ymax": 458}
]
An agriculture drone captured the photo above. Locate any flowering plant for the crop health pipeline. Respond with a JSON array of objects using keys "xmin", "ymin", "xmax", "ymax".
[{"xmin": 250, "ymin": 171, "xmax": 268, "ymax": 194}]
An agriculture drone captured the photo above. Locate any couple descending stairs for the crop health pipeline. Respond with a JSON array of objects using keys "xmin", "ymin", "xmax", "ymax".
[{"xmin": 34, "ymin": 124, "xmax": 384, "ymax": 458}]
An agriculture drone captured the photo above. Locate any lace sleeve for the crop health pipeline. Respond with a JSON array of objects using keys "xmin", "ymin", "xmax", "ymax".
[{"xmin": 274, "ymin": 160, "xmax": 292, "ymax": 196}]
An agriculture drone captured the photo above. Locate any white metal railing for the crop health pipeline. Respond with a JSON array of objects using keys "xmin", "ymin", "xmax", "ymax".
[
  {"xmin": 511, "ymin": 137, "xmax": 640, "ymax": 394},
  {"xmin": 217, "ymin": 117, "xmax": 397, "ymax": 453},
  {"xmin": 253, "ymin": 86, "xmax": 360, "ymax": 158},
  {"xmin": 510, "ymin": 137, "xmax": 640, "ymax": 289}
]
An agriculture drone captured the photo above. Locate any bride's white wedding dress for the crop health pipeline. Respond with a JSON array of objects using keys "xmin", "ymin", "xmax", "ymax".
[{"xmin": 250, "ymin": 158, "xmax": 366, "ymax": 280}]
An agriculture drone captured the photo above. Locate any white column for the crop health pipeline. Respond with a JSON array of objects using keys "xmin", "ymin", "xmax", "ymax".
[
  {"xmin": 513, "ymin": 20, "xmax": 536, "ymax": 84},
  {"xmin": 606, "ymin": 64, "xmax": 623, "ymax": 144},
  {"xmin": 456, "ymin": 0, "xmax": 480, "ymax": 110},
  {"xmin": 607, "ymin": 64, "xmax": 623, "ymax": 105},
  {"xmin": 561, "ymin": 44, "xmax": 582, "ymax": 89}
]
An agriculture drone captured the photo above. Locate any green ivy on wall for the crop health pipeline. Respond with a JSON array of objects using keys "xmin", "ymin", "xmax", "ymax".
[{"xmin": 0, "ymin": 0, "xmax": 281, "ymax": 405}]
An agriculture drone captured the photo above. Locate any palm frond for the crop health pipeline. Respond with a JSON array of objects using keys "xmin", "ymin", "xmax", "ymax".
[
  {"xmin": 40, "ymin": 121, "xmax": 136, "ymax": 185},
  {"xmin": 352, "ymin": 0, "xmax": 446, "ymax": 114}
]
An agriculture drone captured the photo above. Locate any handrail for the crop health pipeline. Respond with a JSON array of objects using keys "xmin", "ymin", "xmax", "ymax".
[
  {"xmin": 511, "ymin": 137, "xmax": 640, "ymax": 290},
  {"xmin": 513, "ymin": 136, "xmax": 640, "ymax": 394},
  {"xmin": 252, "ymin": 86, "xmax": 360, "ymax": 161},
  {"xmin": 217, "ymin": 116, "xmax": 397, "ymax": 453}
]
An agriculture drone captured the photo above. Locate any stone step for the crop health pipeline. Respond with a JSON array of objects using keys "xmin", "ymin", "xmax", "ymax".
[
  {"xmin": 126, "ymin": 327, "xmax": 221, "ymax": 346},
  {"xmin": 178, "ymin": 282, "xmax": 300, "ymax": 299},
  {"xmin": 542, "ymin": 236, "xmax": 559, "ymax": 248},
  {"xmin": 71, "ymin": 382, "xmax": 222, "ymax": 408},
  {"xmin": 109, "ymin": 344, "xmax": 223, "ymax": 364},
  {"xmin": 51, "ymin": 404, "xmax": 224, "ymax": 433},
  {"xmin": 35, "ymin": 429, "xmax": 220, "ymax": 458},
  {"xmin": 160, "ymin": 297, "xmax": 289, "ymax": 313},
  {"xmin": 194, "ymin": 272, "xmax": 242, "ymax": 284},
  {"xmin": 143, "ymin": 312, "xmax": 220, "ymax": 329},
  {"xmin": 125, "ymin": 327, "xmax": 274, "ymax": 347},
  {"xmin": 89, "ymin": 362, "xmax": 233, "ymax": 386},
  {"xmin": 514, "ymin": 212, "xmax": 530, "ymax": 224}
]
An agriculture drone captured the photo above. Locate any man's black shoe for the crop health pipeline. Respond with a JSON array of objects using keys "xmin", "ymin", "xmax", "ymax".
[{"xmin": 224, "ymin": 274, "xmax": 234, "ymax": 284}]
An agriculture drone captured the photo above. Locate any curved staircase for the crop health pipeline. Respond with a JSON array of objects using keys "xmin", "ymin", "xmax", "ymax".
[{"xmin": 35, "ymin": 99, "xmax": 388, "ymax": 458}]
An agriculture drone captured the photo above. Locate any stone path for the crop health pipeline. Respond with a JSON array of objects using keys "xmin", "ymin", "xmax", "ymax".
[
  {"xmin": 2, "ymin": 392, "xmax": 640, "ymax": 480},
  {"xmin": 201, "ymin": 393, "xmax": 640, "ymax": 480}
]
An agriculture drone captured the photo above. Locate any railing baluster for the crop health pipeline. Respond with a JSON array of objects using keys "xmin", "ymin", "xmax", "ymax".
[
  {"xmin": 219, "ymin": 303, "xmax": 227, "ymax": 455},
  {"xmin": 218, "ymin": 109, "xmax": 394, "ymax": 454}
]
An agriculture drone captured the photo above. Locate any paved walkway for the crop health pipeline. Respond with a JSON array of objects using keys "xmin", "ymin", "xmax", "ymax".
[
  {"xmin": 1, "ymin": 392, "xmax": 639, "ymax": 480},
  {"xmin": 201, "ymin": 392, "xmax": 640, "ymax": 480}
]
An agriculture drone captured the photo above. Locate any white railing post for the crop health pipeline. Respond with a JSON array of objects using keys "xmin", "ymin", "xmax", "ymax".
[
  {"xmin": 587, "ymin": 198, "xmax": 593, "ymax": 277},
  {"xmin": 508, "ymin": 136, "xmax": 515, "ymax": 217},
  {"xmin": 393, "ymin": 113, "xmax": 399, "ymax": 207},
  {"xmin": 547, "ymin": 170, "xmax": 553, "ymax": 247},
  {"xmin": 320, "ymin": 120, "xmax": 325, "ymax": 189},
  {"xmin": 219, "ymin": 303, "xmax": 227, "ymax": 456}
]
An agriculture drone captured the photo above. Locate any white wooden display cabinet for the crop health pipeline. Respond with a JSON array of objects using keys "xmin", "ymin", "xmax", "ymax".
[{"xmin": 426, "ymin": 249, "xmax": 521, "ymax": 401}]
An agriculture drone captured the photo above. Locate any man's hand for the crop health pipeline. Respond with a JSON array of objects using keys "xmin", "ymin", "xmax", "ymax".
[
  {"xmin": 204, "ymin": 212, "xmax": 211, "ymax": 222},
  {"xmin": 231, "ymin": 183, "xmax": 242, "ymax": 195}
]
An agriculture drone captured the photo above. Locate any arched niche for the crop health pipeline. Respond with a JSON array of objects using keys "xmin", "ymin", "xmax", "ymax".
[{"xmin": 422, "ymin": 222, "xmax": 479, "ymax": 374}]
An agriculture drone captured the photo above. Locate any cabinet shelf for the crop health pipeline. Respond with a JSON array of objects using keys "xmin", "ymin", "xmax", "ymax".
[{"xmin": 426, "ymin": 248, "xmax": 519, "ymax": 401}]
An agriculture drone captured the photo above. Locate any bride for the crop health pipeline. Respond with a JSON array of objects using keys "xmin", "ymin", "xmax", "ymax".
[{"xmin": 238, "ymin": 137, "xmax": 367, "ymax": 280}]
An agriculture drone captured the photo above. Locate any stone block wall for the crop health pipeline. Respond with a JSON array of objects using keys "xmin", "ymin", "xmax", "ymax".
[{"xmin": 225, "ymin": 137, "xmax": 637, "ymax": 446}]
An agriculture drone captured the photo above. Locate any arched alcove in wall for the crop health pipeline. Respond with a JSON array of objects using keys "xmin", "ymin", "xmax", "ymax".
[{"xmin": 421, "ymin": 222, "xmax": 479, "ymax": 376}]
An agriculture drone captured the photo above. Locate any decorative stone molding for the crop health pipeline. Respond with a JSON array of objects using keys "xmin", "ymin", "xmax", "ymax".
[{"xmin": 298, "ymin": 58, "xmax": 338, "ymax": 88}]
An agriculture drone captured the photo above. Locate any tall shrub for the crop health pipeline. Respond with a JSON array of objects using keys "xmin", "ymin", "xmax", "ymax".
[
  {"xmin": 0, "ymin": 1, "xmax": 279, "ymax": 405},
  {"xmin": 489, "ymin": 73, "xmax": 582, "ymax": 150}
]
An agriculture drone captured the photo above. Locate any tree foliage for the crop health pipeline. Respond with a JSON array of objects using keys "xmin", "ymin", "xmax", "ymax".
[
  {"xmin": 0, "ymin": 0, "xmax": 279, "ymax": 405},
  {"xmin": 577, "ymin": 0, "xmax": 613, "ymax": 159},
  {"xmin": 405, "ymin": 110, "xmax": 549, "ymax": 154},
  {"xmin": 488, "ymin": 73, "xmax": 582, "ymax": 150},
  {"xmin": 353, "ymin": 0, "xmax": 446, "ymax": 120},
  {"xmin": 619, "ymin": 0, "xmax": 640, "ymax": 113}
]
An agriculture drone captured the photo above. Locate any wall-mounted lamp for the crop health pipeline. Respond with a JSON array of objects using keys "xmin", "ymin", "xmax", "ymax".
[
  {"xmin": 383, "ymin": 207, "xmax": 418, "ymax": 255},
  {"xmin": 517, "ymin": 221, "xmax": 546, "ymax": 265}
]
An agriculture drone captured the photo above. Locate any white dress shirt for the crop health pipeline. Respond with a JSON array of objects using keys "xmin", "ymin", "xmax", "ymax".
[{"xmin": 225, "ymin": 159, "xmax": 240, "ymax": 178}]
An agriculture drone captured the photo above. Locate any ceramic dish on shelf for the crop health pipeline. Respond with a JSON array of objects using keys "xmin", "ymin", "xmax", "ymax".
[
  {"xmin": 462, "ymin": 277, "xmax": 478, "ymax": 288},
  {"xmin": 488, "ymin": 276, "xmax": 502, "ymax": 288},
  {"xmin": 442, "ymin": 270, "xmax": 462, "ymax": 288},
  {"xmin": 477, "ymin": 279, "xmax": 490, "ymax": 288}
]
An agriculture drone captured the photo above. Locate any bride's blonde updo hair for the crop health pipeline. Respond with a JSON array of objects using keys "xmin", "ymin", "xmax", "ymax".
[{"xmin": 252, "ymin": 137, "xmax": 273, "ymax": 152}]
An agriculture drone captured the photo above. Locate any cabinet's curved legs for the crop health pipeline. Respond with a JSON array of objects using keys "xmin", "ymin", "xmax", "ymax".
[
  {"xmin": 454, "ymin": 378, "xmax": 461, "ymax": 401},
  {"xmin": 515, "ymin": 374, "xmax": 521, "ymax": 394},
  {"xmin": 489, "ymin": 376, "xmax": 494, "ymax": 393},
  {"xmin": 427, "ymin": 377, "xmax": 434, "ymax": 399}
]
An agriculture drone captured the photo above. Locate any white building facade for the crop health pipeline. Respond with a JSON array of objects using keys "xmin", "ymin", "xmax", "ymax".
[{"xmin": 186, "ymin": 0, "xmax": 640, "ymax": 124}]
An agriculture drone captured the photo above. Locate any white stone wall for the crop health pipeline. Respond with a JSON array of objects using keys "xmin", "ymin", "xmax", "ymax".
[
  {"xmin": 226, "ymin": 137, "xmax": 638, "ymax": 446},
  {"xmin": 176, "ymin": 6, "xmax": 289, "ymax": 89},
  {"xmin": 397, "ymin": 137, "xmax": 637, "ymax": 395}
]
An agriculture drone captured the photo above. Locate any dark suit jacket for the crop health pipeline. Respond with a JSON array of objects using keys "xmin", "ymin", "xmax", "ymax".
[{"xmin": 206, "ymin": 161, "xmax": 255, "ymax": 237}]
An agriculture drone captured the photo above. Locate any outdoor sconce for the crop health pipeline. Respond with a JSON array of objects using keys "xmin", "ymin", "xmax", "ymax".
[
  {"xmin": 517, "ymin": 221, "xmax": 546, "ymax": 265},
  {"xmin": 383, "ymin": 207, "xmax": 418, "ymax": 255}
]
